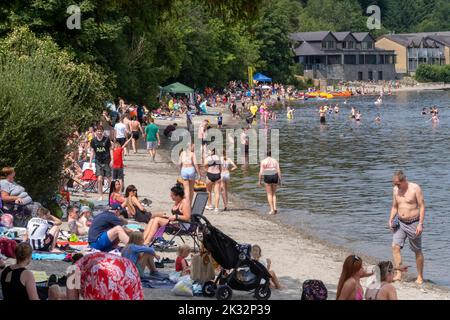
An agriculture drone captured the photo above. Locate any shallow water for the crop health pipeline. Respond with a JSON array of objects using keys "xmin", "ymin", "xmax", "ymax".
[{"xmin": 231, "ymin": 90, "xmax": 450, "ymax": 287}]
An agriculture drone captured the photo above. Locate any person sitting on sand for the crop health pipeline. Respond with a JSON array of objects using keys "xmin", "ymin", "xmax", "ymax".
[
  {"xmin": 88, "ymin": 204, "xmax": 131, "ymax": 252},
  {"xmin": 25, "ymin": 207, "xmax": 61, "ymax": 252},
  {"xmin": 109, "ymin": 180, "xmax": 127, "ymax": 208},
  {"xmin": 0, "ymin": 243, "xmax": 61, "ymax": 301},
  {"xmin": 365, "ymin": 261, "xmax": 405, "ymax": 300},
  {"xmin": 336, "ymin": 255, "xmax": 373, "ymax": 300},
  {"xmin": 122, "ymin": 231, "xmax": 163, "ymax": 278},
  {"xmin": 175, "ymin": 244, "xmax": 191, "ymax": 276},
  {"xmin": 251, "ymin": 245, "xmax": 283, "ymax": 289},
  {"xmin": 122, "ymin": 185, "xmax": 157, "ymax": 223},
  {"xmin": 143, "ymin": 185, "xmax": 191, "ymax": 245},
  {"xmin": 68, "ymin": 206, "xmax": 92, "ymax": 236}
]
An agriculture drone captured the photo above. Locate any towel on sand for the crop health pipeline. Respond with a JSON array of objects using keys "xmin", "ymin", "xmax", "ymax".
[{"xmin": 32, "ymin": 252, "xmax": 66, "ymax": 261}]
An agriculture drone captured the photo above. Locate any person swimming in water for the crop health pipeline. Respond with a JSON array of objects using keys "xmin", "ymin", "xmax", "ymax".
[
  {"xmin": 319, "ymin": 106, "xmax": 327, "ymax": 124},
  {"xmin": 351, "ymin": 106, "xmax": 356, "ymax": 119},
  {"xmin": 355, "ymin": 110, "xmax": 361, "ymax": 122},
  {"xmin": 421, "ymin": 108, "xmax": 428, "ymax": 115},
  {"xmin": 287, "ymin": 106, "xmax": 294, "ymax": 120},
  {"xmin": 375, "ymin": 114, "xmax": 381, "ymax": 123},
  {"xmin": 334, "ymin": 104, "xmax": 340, "ymax": 114}
]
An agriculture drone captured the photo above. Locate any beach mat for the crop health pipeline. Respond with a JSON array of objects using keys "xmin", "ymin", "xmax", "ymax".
[{"xmin": 32, "ymin": 252, "xmax": 67, "ymax": 261}]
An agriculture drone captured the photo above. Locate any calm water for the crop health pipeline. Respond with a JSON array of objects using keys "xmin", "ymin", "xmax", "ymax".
[{"xmin": 231, "ymin": 90, "xmax": 450, "ymax": 287}]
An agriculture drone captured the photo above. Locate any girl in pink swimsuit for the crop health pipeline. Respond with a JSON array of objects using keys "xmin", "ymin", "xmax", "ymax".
[{"xmin": 336, "ymin": 255, "xmax": 374, "ymax": 300}]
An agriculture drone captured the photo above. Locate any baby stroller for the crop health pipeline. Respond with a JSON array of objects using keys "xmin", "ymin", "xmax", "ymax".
[{"xmin": 194, "ymin": 215, "xmax": 272, "ymax": 300}]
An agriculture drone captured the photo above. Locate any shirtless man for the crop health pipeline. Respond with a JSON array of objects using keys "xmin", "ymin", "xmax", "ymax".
[
  {"xmin": 388, "ymin": 170, "xmax": 425, "ymax": 284},
  {"xmin": 129, "ymin": 117, "xmax": 144, "ymax": 154}
]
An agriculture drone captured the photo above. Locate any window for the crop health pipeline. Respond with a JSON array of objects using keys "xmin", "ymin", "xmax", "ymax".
[
  {"xmin": 327, "ymin": 41, "xmax": 335, "ymax": 49},
  {"xmin": 342, "ymin": 42, "xmax": 347, "ymax": 49},
  {"xmin": 344, "ymin": 55, "xmax": 357, "ymax": 64},
  {"xmin": 365, "ymin": 55, "xmax": 377, "ymax": 64},
  {"xmin": 322, "ymin": 42, "xmax": 326, "ymax": 49},
  {"xmin": 362, "ymin": 41, "xmax": 373, "ymax": 50},
  {"xmin": 368, "ymin": 71, "xmax": 373, "ymax": 80},
  {"xmin": 358, "ymin": 55, "xmax": 365, "ymax": 64},
  {"xmin": 328, "ymin": 55, "xmax": 341, "ymax": 64},
  {"xmin": 358, "ymin": 72, "xmax": 363, "ymax": 81},
  {"xmin": 348, "ymin": 41, "xmax": 354, "ymax": 49},
  {"xmin": 379, "ymin": 55, "xmax": 385, "ymax": 64},
  {"xmin": 378, "ymin": 71, "xmax": 383, "ymax": 80}
]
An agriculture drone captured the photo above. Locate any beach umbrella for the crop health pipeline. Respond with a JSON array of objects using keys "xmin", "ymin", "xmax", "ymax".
[{"xmin": 75, "ymin": 252, "xmax": 144, "ymax": 300}]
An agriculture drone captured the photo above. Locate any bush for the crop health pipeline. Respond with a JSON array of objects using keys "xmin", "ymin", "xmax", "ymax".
[
  {"xmin": 0, "ymin": 54, "xmax": 81, "ymax": 201},
  {"xmin": 415, "ymin": 64, "xmax": 450, "ymax": 83}
]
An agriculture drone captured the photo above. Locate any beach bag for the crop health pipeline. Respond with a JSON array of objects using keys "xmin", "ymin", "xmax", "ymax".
[
  {"xmin": 191, "ymin": 252, "xmax": 215, "ymax": 283},
  {"xmin": 0, "ymin": 214, "xmax": 14, "ymax": 228},
  {"xmin": 172, "ymin": 275, "xmax": 193, "ymax": 297},
  {"xmin": 301, "ymin": 280, "xmax": 328, "ymax": 300},
  {"xmin": 0, "ymin": 237, "xmax": 17, "ymax": 258}
]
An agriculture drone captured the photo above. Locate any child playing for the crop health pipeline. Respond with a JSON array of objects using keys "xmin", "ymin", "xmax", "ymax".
[
  {"xmin": 112, "ymin": 137, "xmax": 133, "ymax": 190},
  {"xmin": 175, "ymin": 244, "xmax": 191, "ymax": 276},
  {"xmin": 217, "ymin": 112, "xmax": 223, "ymax": 129},
  {"xmin": 122, "ymin": 231, "xmax": 162, "ymax": 277},
  {"xmin": 251, "ymin": 244, "xmax": 284, "ymax": 290}
]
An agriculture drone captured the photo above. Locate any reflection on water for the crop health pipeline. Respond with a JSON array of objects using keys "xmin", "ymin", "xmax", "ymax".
[{"xmin": 231, "ymin": 90, "xmax": 450, "ymax": 287}]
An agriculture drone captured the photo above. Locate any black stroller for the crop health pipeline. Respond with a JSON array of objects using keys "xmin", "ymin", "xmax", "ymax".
[{"xmin": 193, "ymin": 215, "xmax": 272, "ymax": 300}]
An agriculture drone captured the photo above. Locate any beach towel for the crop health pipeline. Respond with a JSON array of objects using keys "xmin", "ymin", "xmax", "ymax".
[
  {"xmin": 127, "ymin": 224, "xmax": 145, "ymax": 231},
  {"xmin": 32, "ymin": 271, "xmax": 49, "ymax": 283},
  {"xmin": 32, "ymin": 252, "xmax": 67, "ymax": 261}
]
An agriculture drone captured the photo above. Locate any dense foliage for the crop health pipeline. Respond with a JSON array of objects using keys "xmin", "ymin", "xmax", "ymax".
[{"xmin": 415, "ymin": 64, "xmax": 450, "ymax": 83}]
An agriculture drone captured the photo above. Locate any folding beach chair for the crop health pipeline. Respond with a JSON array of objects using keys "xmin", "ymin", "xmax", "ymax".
[
  {"xmin": 79, "ymin": 169, "xmax": 98, "ymax": 193},
  {"xmin": 152, "ymin": 192, "xmax": 208, "ymax": 252}
]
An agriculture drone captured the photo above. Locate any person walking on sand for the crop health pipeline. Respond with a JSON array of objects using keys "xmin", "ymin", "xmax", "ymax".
[
  {"xmin": 129, "ymin": 117, "xmax": 144, "ymax": 154},
  {"xmin": 389, "ymin": 170, "xmax": 425, "ymax": 284},
  {"xmin": 258, "ymin": 151, "xmax": 281, "ymax": 215},
  {"xmin": 89, "ymin": 126, "xmax": 113, "ymax": 201},
  {"xmin": 144, "ymin": 117, "xmax": 161, "ymax": 162}
]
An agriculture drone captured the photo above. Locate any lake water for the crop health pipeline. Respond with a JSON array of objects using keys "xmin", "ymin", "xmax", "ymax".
[{"xmin": 231, "ymin": 90, "xmax": 450, "ymax": 287}]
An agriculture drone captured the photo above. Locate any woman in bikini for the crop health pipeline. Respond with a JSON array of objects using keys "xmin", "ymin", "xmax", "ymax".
[
  {"xmin": 204, "ymin": 148, "xmax": 222, "ymax": 212},
  {"xmin": 143, "ymin": 185, "xmax": 191, "ymax": 245},
  {"xmin": 220, "ymin": 149, "xmax": 237, "ymax": 212},
  {"xmin": 336, "ymin": 255, "xmax": 373, "ymax": 300},
  {"xmin": 258, "ymin": 151, "xmax": 281, "ymax": 215},
  {"xmin": 108, "ymin": 180, "xmax": 127, "ymax": 208},
  {"xmin": 123, "ymin": 185, "xmax": 157, "ymax": 223},
  {"xmin": 179, "ymin": 144, "xmax": 200, "ymax": 204}
]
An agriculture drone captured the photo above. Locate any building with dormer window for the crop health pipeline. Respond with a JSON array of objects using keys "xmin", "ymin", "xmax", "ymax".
[
  {"xmin": 290, "ymin": 31, "xmax": 397, "ymax": 83},
  {"xmin": 376, "ymin": 32, "xmax": 450, "ymax": 76}
]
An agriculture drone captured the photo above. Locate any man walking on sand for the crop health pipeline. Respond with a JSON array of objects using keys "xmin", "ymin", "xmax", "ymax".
[
  {"xmin": 144, "ymin": 117, "xmax": 160, "ymax": 162},
  {"xmin": 389, "ymin": 170, "xmax": 425, "ymax": 284}
]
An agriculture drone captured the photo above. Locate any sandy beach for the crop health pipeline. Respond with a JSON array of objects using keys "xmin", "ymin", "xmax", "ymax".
[{"xmin": 3, "ymin": 109, "xmax": 445, "ymax": 301}]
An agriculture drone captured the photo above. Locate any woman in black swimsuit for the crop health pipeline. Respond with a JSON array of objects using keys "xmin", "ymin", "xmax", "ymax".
[
  {"xmin": 204, "ymin": 148, "xmax": 222, "ymax": 212},
  {"xmin": 0, "ymin": 242, "xmax": 61, "ymax": 300},
  {"xmin": 143, "ymin": 185, "xmax": 191, "ymax": 245}
]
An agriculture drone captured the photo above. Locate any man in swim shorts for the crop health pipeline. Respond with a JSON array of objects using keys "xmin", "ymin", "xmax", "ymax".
[{"xmin": 388, "ymin": 170, "xmax": 425, "ymax": 284}]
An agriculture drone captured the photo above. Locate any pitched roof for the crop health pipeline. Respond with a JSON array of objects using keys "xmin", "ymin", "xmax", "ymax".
[
  {"xmin": 378, "ymin": 32, "xmax": 450, "ymax": 47},
  {"xmin": 293, "ymin": 42, "xmax": 325, "ymax": 56},
  {"xmin": 291, "ymin": 31, "xmax": 333, "ymax": 42},
  {"xmin": 333, "ymin": 32, "xmax": 351, "ymax": 41},
  {"xmin": 352, "ymin": 32, "xmax": 373, "ymax": 42}
]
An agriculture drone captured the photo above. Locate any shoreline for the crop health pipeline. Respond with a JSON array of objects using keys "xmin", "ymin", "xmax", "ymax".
[{"xmin": 152, "ymin": 111, "xmax": 450, "ymax": 299}]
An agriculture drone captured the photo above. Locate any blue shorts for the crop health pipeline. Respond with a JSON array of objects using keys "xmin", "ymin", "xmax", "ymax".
[
  {"xmin": 181, "ymin": 167, "xmax": 196, "ymax": 180},
  {"xmin": 90, "ymin": 231, "xmax": 114, "ymax": 252}
]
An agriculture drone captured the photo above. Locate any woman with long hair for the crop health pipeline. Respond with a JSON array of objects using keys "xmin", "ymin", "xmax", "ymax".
[
  {"xmin": 108, "ymin": 180, "xmax": 126, "ymax": 207},
  {"xmin": 220, "ymin": 149, "xmax": 237, "ymax": 212},
  {"xmin": 336, "ymin": 255, "xmax": 373, "ymax": 300},
  {"xmin": 122, "ymin": 185, "xmax": 152, "ymax": 223}
]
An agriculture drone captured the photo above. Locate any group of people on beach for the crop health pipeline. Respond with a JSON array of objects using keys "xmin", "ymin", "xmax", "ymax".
[{"xmin": 0, "ymin": 78, "xmax": 430, "ymax": 301}]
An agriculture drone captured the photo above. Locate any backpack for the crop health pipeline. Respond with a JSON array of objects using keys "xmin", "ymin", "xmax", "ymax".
[
  {"xmin": 0, "ymin": 237, "xmax": 17, "ymax": 258},
  {"xmin": 301, "ymin": 280, "xmax": 328, "ymax": 300}
]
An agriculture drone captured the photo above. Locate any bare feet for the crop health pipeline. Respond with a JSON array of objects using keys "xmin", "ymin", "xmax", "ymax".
[
  {"xmin": 269, "ymin": 211, "xmax": 275, "ymax": 215},
  {"xmin": 415, "ymin": 277, "xmax": 424, "ymax": 285}
]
